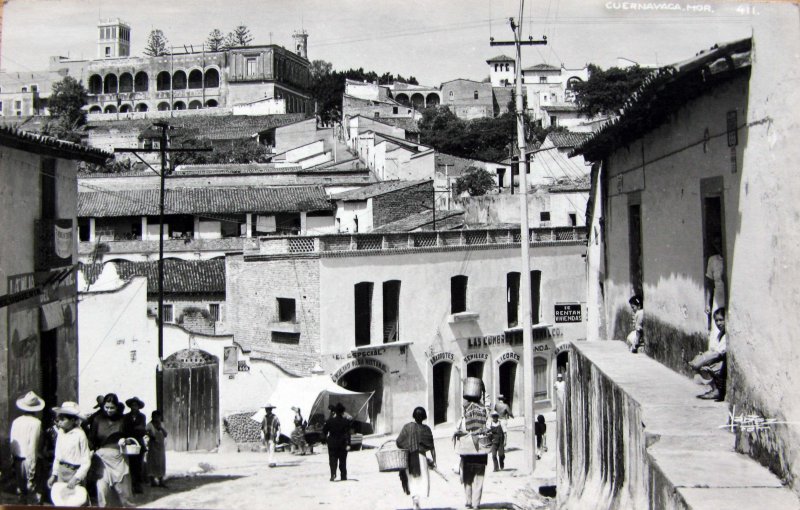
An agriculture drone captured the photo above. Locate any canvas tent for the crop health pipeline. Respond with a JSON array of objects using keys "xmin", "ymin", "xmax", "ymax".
[{"xmin": 250, "ymin": 374, "xmax": 373, "ymax": 436}]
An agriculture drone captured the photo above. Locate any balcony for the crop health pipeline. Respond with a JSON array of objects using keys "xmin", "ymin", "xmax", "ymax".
[
  {"xmin": 268, "ymin": 320, "xmax": 301, "ymax": 334},
  {"xmin": 449, "ymin": 311, "xmax": 481, "ymax": 323},
  {"xmin": 245, "ymin": 227, "xmax": 587, "ymax": 259},
  {"xmin": 79, "ymin": 236, "xmax": 251, "ymax": 257}
]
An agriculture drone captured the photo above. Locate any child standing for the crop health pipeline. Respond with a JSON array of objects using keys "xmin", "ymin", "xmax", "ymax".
[
  {"xmin": 9, "ymin": 391, "xmax": 44, "ymax": 503},
  {"xmin": 535, "ymin": 415, "xmax": 547, "ymax": 459},
  {"xmin": 627, "ymin": 295, "xmax": 644, "ymax": 353},
  {"xmin": 145, "ymin": 411, "xmax": 168, "ymax": 488},
  {"xmin": 487, "ymin": 411, "xmax": 505, "ymax": 471},
  {"xmin": 47, "ymin": 402, "xmax": 91, "ymax": 490}
]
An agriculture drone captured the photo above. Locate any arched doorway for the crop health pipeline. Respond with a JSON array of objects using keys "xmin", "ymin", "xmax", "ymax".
[
  {"xmin": 432, "ymin": 361, "xmax": 456, "ymax": 426},
  {"xmin": 426, "ymin": 93, "xmax": 440, "ymax": 107},
  {"xmin": 338, "ymin": 367, "xmax": 384, "ymax": 434},
  {"xmin": 498, "ymin": 360, "xmax": 521, "ymax": 416},
  {"xmin": 466, "ymin": 360, "xmax": 485, "ymax": 380},
  {"xmin": 556, "ymin": 351, "xmax": 569, "ymax": 378}
]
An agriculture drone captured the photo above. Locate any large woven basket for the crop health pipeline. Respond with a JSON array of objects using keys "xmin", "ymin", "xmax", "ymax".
[
  {"xmin": 463, "ymin": 377, "xmax": 483, "ymax": 399},
  {"xmin": 376, "ymin": 440, "xmax": 408, "ymax": 472},
  {"xmin": 454, "ymin": 432, "xmax": 492, "ymax": 456}
]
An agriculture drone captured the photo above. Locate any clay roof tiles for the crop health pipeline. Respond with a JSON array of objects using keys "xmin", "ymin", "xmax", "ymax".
[{"xmin": 80, "ymin": 258, "xmax": 225, "ymax": 294}]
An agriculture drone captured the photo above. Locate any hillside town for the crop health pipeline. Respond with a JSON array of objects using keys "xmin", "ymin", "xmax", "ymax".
[{"xmin": 0, "ymin": 2, "xmax": 799, "ymax": 509}]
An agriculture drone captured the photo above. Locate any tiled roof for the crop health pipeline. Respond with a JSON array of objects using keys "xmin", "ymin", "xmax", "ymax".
[
  {"xmin": 486, "ymin": 54, "xmax": 514, "ymax": 63},
  {"xmin": 545, "ymin": 132, "xmax": 594, "ymax": 148},
  {"xmin": 173, "ymin": 163, "xmax": 304, "ymax": 175},
  {"xmin": 573, "ymin": 37, "xmax": 752, "ymax": 160},
  {"xmin": 436, "ymin": 153, "xmax": 502, "ymax": 174},
  {"xmin": 523, "ymin": 63, "xmax": 561, "ymax": 72},
  {"xmin": 0, "ymin": 125, "xmax": 111, "ymax": 164},
  {"xmin": 372, "ymin": 209, "xmax": 465, "ymax": 232},
  {"xmin": 331, "ymin": 179, "xmax": 430, "ymax": 201},
  {"xmin": 78, "ymin": 186, "xmax": 333, "ymax": 217},
  {"xmin": 84, "ymin": 114, "xmax": 306, "ymax": 141},
  {"xmin": 80, "ymin": 258, "xmax": 225, "ymax": 294},
  {"xmin": 541, "ymin": 103, "xmax": 580, "ymax": 112},
  {"xmin": 371, "ymin": 117, "xmax": 420, "ymax": 134}
]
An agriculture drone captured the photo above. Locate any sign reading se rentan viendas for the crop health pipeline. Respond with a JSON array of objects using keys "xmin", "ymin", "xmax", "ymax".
[{"xmin": 554, "ymin": 303, "xmax": 582, "ymax": 323}]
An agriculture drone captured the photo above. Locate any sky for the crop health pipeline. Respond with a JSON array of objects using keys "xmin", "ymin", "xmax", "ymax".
[{"xmin": 1, "ymin": 0, "xmax": 767, "ymax": 85}]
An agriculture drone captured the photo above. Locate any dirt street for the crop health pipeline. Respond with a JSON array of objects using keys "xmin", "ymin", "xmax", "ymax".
[{"xmin": 134, "ymin": 422, "xmax": 556, "ymax": 510}]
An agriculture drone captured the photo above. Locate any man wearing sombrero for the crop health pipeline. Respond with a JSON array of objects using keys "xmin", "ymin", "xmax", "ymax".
[
  {"xmin": 47, "ymin": 402, "xmax": 91, "ymax": 493},
  {"xmin": 9, "ymin": 391, "xmax": 44, "ymax": 503},
  {"xmin": 260, "ymin": 403, "xmax": 280, "ymax": 468},
  {"xmin": 122, "ymin": 397, "xmax": 148, "ymax": 493}
]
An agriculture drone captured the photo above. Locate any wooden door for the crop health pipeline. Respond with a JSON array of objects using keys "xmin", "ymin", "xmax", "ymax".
[{"xmin": 162, "ymin": 349, "xmax": 219, "ymax": 451}]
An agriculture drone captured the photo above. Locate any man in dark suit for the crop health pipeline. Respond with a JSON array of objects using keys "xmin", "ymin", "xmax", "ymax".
[{"xmin": 323, "ymin": 403, "xmax": 351, "ymax": 481}]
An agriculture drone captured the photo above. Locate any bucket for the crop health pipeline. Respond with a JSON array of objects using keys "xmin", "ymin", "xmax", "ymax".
[{"xmin": 463, "ymin": 377, "xmax": 483, "ymax": 399}]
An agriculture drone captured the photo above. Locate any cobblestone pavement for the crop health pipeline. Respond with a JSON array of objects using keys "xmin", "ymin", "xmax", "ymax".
[
  {"xmin": 139, "ymin": 418, "xmax": 557, "ymax": 510},
  {"xmin": 0, "ymin": 417, "xmax": 557, "ymax": 509}
]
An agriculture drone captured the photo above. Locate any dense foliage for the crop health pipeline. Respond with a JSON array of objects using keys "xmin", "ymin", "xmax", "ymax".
[
  {"xmin": 43, "ymin": 76, "xmax": 87, "ymax": 143},
  {"xmin": 571, "ymin": 64, "xmax": 653, "ymax": 117},
  {"xmin": 454, "ymin": 167, "xmax": 496, "ymax": 196},
  {"xmin": 143, "ymin": 29, "xmax": 170, "ymax": 56},
  {"xmin": 309, "ymin": 59, "xmax": 418, "ymax": 124},
  {"xmin": 206, "ymin": 29, "xmax": 225, "ymax": 51},
  {"xmin": 226, "ymin": 24, "xmax": 253, "ymax": 47}
]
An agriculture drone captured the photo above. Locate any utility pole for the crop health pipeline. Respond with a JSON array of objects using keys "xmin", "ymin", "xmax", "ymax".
[
  {"xmin": 491, "ymin": 0, "xmax": 547, "ymax": 474},
  {"xmin": 114, "ymin": 124, "xmax": 212, "ymax": 363}
]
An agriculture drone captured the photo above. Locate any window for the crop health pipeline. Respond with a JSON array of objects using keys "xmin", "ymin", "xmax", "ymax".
[
  {"xmin": 451, "ymin": 275, "xmax": 468, "ymax": 314},
  {"xmin": 539, "ymin": 76, "xmax": 547, "ymax": 83},
  {"xmin": 507, "ymin": 272, "xmax": 520, "ymax": 328},
  {"xmin": 569, "ymin": 213, "xmax": 577, "ymax": 226},
  {"xmin": 21, "ymin": 87, "xmax": 27, "ymax": 93},
  {"xmin": 0, "ymin": 102, "xmax": 3, "ymax": 112},
  {"xmin": 505, "ymin": 63, "xmax": 510, "ymax": 71},
  {"xmin": 531, "ymin": 270, "xmax": 541, "ymax": 325},
  {"xmin": 392, "ymin": 106, "xmax": 398, "ymax": 114},
  {"xmin": 550, "ymin": 115, "xmax": 558, "ymax": 127},
  {"xmin": 162, "ymin": 304, "xmax": 174, "ymax": 323},
  {"xmin": 494, "ymin": 64, "xmax": 498, "ymax": 72},
  {"xmin": 105, "ymin": 47, "xmax": 111, "ymax": 57},
  {"xmin": 473, "ymin": 91, "xmax": 479, "ymax": 100},
  {"xmin": 277, "ymin": 298, "xmax": 296, "ymax": 323},
  {"xmin": 374, "ymin": 112, "xmax": 380, "ymax": 118},
  {"xmin": 383, "ymin": 280, "xmax": 401, "ymax": 343},
  {"xmin": 31, "ymin": 85, "xmax": 38, "ymax": 92},
  {"xmin": 14, "ymin": 100, "xmax": 21, "ymax": 109},
  {"xmin": 41, "ymin": 159, "xmax": 56, "ymax": 219},
  {"xmin": 354, "ymin": 282, "xmax": 373, "ymax": 346},
  {"xmin": 209, "ymin": 303, "xmax": 220, "ymax": 322},
  {"xmin": 246, "ymin": 57, "xmax": 257, "ymax": 76},
  {"xmin": 449, "ymin": 91, "xmax": 454, "ymax": 101},
  {"xmin": 540, "ymin": 211, "xmax": 551, "ymax": 222}
]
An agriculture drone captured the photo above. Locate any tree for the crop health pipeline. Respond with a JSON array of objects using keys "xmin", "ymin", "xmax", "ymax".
[
  {"xmin": 226, "ymin": 24, "xmax": 253, "ymax": 47},
  {"xmin": 310, "ymin": 59, "xmax": 333, "ymax": 81},
  {"xmin": 454, "ymin": 167, "xmax": 496, "ymax": 196},
  {"xmin": 571, "ymin": 64, "xmax": 653, "ymax": 117},
  {"xmin": 143, "ymin": 29, "xmax": 170, "ymax": 56},
  {"xmin": 45, "ymin": 76, "xmax": 87, "ymax": 143},
  {"xmin": 206, "ymin": 29, "xmax": 225, "ymax": 51}
]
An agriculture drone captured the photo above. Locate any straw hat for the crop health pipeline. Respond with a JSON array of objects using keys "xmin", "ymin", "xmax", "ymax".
[
  {"xmin": 50, "ymin": 482, "xmax": 88, "ymax": 507},
  {"xmin": 263, "ymin": 403, "xmax": 276, "ymax": 409},
  {"xmin": 490, "ymin": 410, "xmax": 500, "ymax": 417},
  {"xmin": 16, "ymin": 391, "xmax": 45, "ymax": 412},
  {"xmin": 52, "ymin": 401, "xmax": 83, "ymax": 418}
]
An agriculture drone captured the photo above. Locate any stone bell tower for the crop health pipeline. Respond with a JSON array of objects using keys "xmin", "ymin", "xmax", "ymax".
[
  {"xmin": 97, "ymin": 19, "xmax": 131, "ymax": 59},
  {"xmin": 292, "ymin": 29, "xmax": 308, "ymax": 59}
]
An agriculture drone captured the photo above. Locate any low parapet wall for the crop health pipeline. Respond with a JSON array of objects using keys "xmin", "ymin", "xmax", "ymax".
[{"xmin": 557, "ymin": 341, "xmax": 797, "ymax": 510}]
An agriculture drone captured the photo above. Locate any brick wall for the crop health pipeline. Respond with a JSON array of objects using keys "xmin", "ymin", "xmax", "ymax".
[
  {"xmin": 226, "ymin": 255, "xmax": 321, "ymax": 375},
  {"xmin": 372, "ymin": 181, "xmax": 433, "ymax": 228}
]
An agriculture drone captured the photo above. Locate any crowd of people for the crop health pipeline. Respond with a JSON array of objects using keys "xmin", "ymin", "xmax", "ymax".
[{"xmin": 7, "ymin": 392, "xmax": 168, "ymax": 507}]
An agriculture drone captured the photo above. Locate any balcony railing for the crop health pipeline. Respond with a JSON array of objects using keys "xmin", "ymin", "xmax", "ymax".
[
  {"xmin": 78, "ymin": 236, "xmax": 250, "ymax": 256},
  {"xmin": 246, "ymin": 227, "xmax": 587, "ymax": 258}
]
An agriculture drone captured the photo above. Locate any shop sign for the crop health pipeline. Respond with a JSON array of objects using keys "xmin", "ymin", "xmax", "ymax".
[
  {"xmin": 554, "ymin": 303, "xmax": 582, "ymax": 323},
  {"xmin": 463, "ymin": 353, "xmax": 489, "ymax": 364},
  {"xmin": 332, "ymin": 357, "xmax": 387, "ymax": 381},
  {"xmin": 467, "ymin": 327, "xmax": 562, "ymax": 349},
  {"xmin": 332, "ymin": 347, "xmax": 387, "ymax": 361},
  {"xmin": 555, "ymin": 342, "xmax": 571, "ymax": 355},
  {"xmin": 429, "ymin": 352, "xmax": 455, "ymax": 365},
  {"xmin": 495, "ymin": 351, "xmax": 520, "ymax": 365},
  {"xmin": 533, "ymin": 343, "xmax": 551, "ymax": 353}
]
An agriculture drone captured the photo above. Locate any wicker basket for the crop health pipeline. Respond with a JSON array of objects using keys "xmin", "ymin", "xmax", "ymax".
[
  {"xmin": 463, "ymin": 377, "xmax": 483, "ymax": 399},
  {"xmin": 121, "ymin": 438, "xmax": 141, "ymax": 456},
  {"xmin": 454, "ymin": 432, "xmax": 492, "ymax": 456},
  {"xmin": 375, "ymin": 440, "xmax": 408, "ymax": 472}
]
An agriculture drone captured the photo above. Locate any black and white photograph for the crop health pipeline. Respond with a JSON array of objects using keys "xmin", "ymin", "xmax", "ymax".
[{"xmin": 0, "ymin": 0, "xmax": 798, "ymax": 508}]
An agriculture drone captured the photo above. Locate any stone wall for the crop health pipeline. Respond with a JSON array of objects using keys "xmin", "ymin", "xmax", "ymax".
[{"xmin": 557, "ymin": 341, "xmax": 798, "ymax": 509}]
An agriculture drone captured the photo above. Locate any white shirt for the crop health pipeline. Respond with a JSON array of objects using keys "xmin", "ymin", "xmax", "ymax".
[
  {"xmin": 53, "ymin": 426, "xmax": 92, "ymax": 480},
  {"xmin": 9, "ymin": 414, "xmax": 41, "ymax": 461},
  {"xmin": 710, "ymin": 332, "xmax": 727, "ymax": 355}
]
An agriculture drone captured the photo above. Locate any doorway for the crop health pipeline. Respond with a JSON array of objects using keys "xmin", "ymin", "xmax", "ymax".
[
  {"xmin": 432, "ymin": 362, "xmax": 453, "ymax": 425},
  {"xmin": 701, "ymin": 177, "xmax": 726, "ymax": 329},
  {"xmin": 40, "ymin": 329, "xmax": 58, "ymax": 428},
  {"xmin": 498, "ymin": 361, "xmax": 520, "ymax": 416},
  {"xmin": 339, "ymin": 367, "xmax": 384, "ymax": 434}
]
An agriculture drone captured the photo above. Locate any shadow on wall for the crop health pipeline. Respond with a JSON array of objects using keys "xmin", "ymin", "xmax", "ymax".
[{"xmin": 612, "ymin": 306, "xmax": 707, "ymax": 378}]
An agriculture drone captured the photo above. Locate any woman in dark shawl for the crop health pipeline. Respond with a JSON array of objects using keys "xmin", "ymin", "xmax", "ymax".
[{"xmin": 395, "ymin": 407, "xmax": 436, "ymax": 510}]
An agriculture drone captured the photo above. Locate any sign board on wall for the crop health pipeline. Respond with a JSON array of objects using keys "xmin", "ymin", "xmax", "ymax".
[{"xmin": 554, "ymin": 303, "xmax": 582, "ymax": 323}]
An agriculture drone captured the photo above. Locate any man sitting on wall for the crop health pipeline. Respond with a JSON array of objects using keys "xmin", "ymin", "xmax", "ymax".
[{"xmin": 689, "ymin": 307, "xmax": 727, "ymax": 401}]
